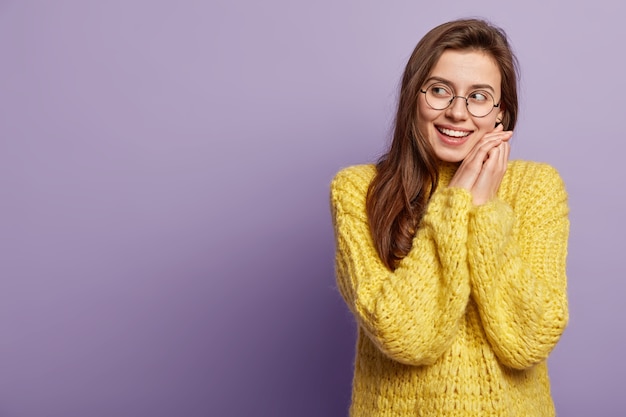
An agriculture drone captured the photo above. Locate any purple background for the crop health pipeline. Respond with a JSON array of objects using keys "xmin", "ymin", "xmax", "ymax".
[{"xmin": 0, "ymin": 1, "xmax": 624, "ymax": 416}]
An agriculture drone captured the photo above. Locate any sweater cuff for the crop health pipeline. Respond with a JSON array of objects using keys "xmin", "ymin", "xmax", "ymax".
[
  {"xmin": 469, "ymin": 197, "xmax": 515, "ymax": 243},
  {"xmin": 419, "ymin": 187, "xmax": 473, "ymax": 250}
]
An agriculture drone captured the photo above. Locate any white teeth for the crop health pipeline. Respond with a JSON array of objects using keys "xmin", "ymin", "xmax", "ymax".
[{"xmin": 438, "ymin": 127, "xmax": 470, "ymax": 138}]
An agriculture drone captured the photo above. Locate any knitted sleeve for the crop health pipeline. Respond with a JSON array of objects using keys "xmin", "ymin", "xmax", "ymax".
[
  {"xmin": 467, "ymin": 164, "xmax": 569, "ymax": 370},
  {"xmin": 330, "ymin": 165, "xmax": 472, "ymax": 366}
]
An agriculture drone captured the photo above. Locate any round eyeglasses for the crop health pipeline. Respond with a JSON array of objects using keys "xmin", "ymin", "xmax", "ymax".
[{"xmin": 419, "ymin": 83, "xmax": 500, "ymax": 118}]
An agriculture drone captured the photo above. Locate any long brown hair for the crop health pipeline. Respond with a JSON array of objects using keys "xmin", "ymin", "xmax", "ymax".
[{"xmin": 367, "ymin": 18, "xmax": 519, "ymax": 270}]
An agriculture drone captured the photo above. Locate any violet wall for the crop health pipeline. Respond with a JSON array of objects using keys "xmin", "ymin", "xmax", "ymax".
[{"xmin": 1, "ymin": 1, "xmax": 624, "ymax": 416}]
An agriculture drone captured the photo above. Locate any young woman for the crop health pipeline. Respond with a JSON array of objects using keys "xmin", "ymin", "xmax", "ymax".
[{"xmin": 330, "ymin": 19, "xmax": 569, "ymax": 416}]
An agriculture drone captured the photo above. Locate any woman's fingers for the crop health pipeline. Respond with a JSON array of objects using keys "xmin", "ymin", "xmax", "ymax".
[
  {"xmin": 449, "ymin": 138, "xmax": 502, "ymax": 189},
  {"xmin": 448, "ymin": 128, "xmax": 513, "ymax": 194},
  {"xmin": 471, "ymin": 141, "xmax": 509, "ymax": 205},
  {"xmin": 464, "ymin": 127, "xmax": 512, "ymax": 165},
  {"xmin": 482, "ymin": 129, "xmax": 513, "ymax": 144},
  {"xmin": 481, "ymin": 123, "xmax": 513, "ymax": 144},
  {"xmin": 463, "ymin": 137, "xmax": 504, "ymax": 167},
  {"xmin": 500, "ymin": 141, "xmax": 510, "ymax": 168}
]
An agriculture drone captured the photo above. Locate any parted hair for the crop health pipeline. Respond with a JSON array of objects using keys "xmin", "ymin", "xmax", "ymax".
[{"xmin": 366, "ymin": 18, "xmax": 519, "ymax": 270}]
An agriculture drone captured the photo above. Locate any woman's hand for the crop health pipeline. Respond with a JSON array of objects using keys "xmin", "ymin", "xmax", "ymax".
[{"xmin": 448, "ymin": 124, "xmax": 512, "ymax": 206}]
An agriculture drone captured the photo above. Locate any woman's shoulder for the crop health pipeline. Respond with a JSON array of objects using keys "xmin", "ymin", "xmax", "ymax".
[
  {"xmin": 330, "ymin": 164, "xmax": 377, "ymax": 196},
  {"xmin": 506, "ymin": 160, "xmax": 565, "ymax": 187},
  {"xmin": 507, "ymin": 159, "xmax": 560, "ymax": 173},
  {"xmin": 503, "ymin": 160, "xmax": 568, "ymax": 207}
]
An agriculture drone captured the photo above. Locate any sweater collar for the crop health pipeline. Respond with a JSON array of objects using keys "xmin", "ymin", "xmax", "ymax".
[{"xmin": 437, "ymin": 161, "xmax": 461, "ymax": 187}]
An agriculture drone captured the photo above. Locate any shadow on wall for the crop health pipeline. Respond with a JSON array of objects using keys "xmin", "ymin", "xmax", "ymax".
[{"xmin": 209, "ymin": 221, "xmax": 356, "ymax": 417}]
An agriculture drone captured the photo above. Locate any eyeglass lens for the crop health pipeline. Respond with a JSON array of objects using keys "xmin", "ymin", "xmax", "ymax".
[{"xmin": 423, "ymin": 83, "xmax": 496, "ymax": 117}]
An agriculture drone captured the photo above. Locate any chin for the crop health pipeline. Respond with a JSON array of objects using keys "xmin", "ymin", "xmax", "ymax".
[{"xmin": 433, "ymin": 149, "xmax": 468, "ymax": 164}]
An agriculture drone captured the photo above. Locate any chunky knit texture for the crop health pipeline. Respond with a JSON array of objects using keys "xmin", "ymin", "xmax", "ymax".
[{"xmin": 330, "ymin": 160, "xmax": 569, "ymax": 417}]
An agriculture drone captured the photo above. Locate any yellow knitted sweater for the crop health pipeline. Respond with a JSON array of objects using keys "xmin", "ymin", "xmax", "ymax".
[{"xmin": 330, "ymin": 160, "xmax": 569, "ymax": 417}]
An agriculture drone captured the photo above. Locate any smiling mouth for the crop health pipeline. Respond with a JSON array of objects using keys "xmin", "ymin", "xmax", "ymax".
[{"xmin": 437, "ymin": 127, "xmax": 472, "ymax": 138}]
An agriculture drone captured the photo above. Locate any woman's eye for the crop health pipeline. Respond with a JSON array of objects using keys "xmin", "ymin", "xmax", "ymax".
[
  {"xmin": 430, "ymin": 86, "xmax": 451, "ymax": 97},
  {"xmin": 469, "ymin": 91, "xmax": 489, "ymax": 102}
]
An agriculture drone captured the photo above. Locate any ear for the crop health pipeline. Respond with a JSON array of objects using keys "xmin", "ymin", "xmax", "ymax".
[{"xmin": 495, "ymin": 106, "xmax": 505, "ymax": 128}]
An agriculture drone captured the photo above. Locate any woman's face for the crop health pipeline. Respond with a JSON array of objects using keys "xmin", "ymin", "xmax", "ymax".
[{"xmin": 416, "ymin": 49, "xmax": 504, "ymax": 163}]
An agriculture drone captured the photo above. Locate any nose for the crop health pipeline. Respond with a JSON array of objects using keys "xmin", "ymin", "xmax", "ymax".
[{"xmin": 445, "ymin": 96, "xmax": 469, "ymax": 120}]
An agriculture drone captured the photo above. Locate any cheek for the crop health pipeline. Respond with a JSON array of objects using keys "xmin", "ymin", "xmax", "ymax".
[
  {"xmin": 476, "ymin": 115, "xmax": 498, "ymax": 132},
  {"xmin": 417, "ymin": 96, "xmax": 439, "ymax": 119},
  {"xmin": 416, "ymin": 106, "xmax": 439, "ymax": 131}
]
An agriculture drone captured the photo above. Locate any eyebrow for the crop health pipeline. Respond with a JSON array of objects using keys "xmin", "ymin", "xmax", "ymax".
[{"xmin": 424, "ymin": 76, "xmax": 496, "ymax": 93}]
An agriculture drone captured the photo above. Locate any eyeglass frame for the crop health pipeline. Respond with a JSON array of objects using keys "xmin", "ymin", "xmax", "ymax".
[{"xmin": 419, "ymin": 83, "xmax": 501, "ymax": 118}]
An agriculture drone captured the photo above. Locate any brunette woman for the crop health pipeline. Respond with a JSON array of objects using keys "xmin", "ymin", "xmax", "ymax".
[{"xmin": 330, "ymin": 18, "xmax": 568, "ymax": 416}]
